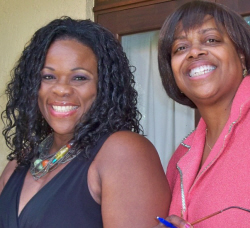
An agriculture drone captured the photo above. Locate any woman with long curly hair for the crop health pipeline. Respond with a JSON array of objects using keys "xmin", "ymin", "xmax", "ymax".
[{"xmin": 0, "ymin": 17, "xmax": 170, "ymax": 228}]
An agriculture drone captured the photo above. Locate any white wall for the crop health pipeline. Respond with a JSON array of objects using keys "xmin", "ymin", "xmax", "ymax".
[{"xmin": 0, "ymin": 0, "xmax": 94, "ymax": 173}]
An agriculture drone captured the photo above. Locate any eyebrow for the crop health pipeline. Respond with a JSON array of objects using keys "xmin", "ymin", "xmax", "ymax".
[
  {"xmin": 72, "ymin": 67, "xmax": 95, "ymax": 76},
  {"xmin": 42, "ymin": 66, "xmax": 95, "ymax": 76},
  {"xmin": 71, "ymin": 67, "xmax": 86, "ymax": 71},
  {"xmin": 42, "ymin": 66, "xmax": 55, "ymax": 71},
  {"xmin": 42, "ymin": 67, "xmax": 87, "ymax": 72},
  {"xmin": 174, "ymin": 27, "xmax": 219, "ymax": 41},
  {"xmin": 198, "ymin": 27, "xmax": 218, "ymax": 34}
]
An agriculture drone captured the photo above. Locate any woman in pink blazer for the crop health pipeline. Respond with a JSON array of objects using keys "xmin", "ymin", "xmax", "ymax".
[{"xmin": 155, "ymin": 1, "xmax": 250, "ymax": 227}]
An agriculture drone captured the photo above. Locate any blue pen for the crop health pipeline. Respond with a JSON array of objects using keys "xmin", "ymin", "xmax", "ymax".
[{"xmin": 157, "ymin": 217, "xmax": 177, "ymax": 228}]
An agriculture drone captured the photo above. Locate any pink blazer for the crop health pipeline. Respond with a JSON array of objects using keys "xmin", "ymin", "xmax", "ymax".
[{"xmin": 167, "ymin": 77, "xmax": 250, "ymax": 227}]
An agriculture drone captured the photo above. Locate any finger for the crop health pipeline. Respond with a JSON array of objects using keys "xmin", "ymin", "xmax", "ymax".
[{"xmin": 166, "ymin": 215, "xmax": 193, "ymax": 228}]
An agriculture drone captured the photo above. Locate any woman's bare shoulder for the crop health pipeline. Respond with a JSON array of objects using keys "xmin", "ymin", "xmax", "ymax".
[
  {"xmin": 0, "ymin": 160, "xmax": 17, "ymax": 194},
  {"xmin": 97, "ymin": 130, "xmax": 164, "ymax": 173},
  {"xmin": 104, "ymin": 131, "xmax": 157, "ymax": 155},
  {"xmin": 93, "ymin": 131, "xmax": 170, "ymax": 227}
]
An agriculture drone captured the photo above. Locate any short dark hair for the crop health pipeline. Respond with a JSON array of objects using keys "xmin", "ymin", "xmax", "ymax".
[
  {"xmin": 2, "ymin": 17, "xmax": 142, "ymax": 166},
  {"xmin": 158, "ymin": 0, "xmax": 250, "ymax": 108}
]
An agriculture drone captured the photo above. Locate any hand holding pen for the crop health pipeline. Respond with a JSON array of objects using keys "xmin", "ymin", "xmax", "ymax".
[
  {"xmin": 157, "ymin": 217, "xmax": 177, "ymax": 228},
  {"xmin": 154, "ymin": 216, "xmax": 192, "ymax": 228}
]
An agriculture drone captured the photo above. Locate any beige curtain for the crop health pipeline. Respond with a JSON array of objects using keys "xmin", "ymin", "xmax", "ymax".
[{"xmin": 122, "ymin": 31, "xmax": 195, "ymax": 171}]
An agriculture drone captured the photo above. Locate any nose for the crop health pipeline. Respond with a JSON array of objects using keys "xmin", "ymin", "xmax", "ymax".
[
  {"xmin": 52, "ymin": 81, "xmax": 73, "ymax": 97},
  {"xmin": 186, "ymin": 44, "xmax": 208, "ymax": 59}
]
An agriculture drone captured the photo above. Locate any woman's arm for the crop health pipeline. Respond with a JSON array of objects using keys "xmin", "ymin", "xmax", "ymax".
[{"xmin": 95, "ymin": 131, "xmax": 171, "ymax": 228}]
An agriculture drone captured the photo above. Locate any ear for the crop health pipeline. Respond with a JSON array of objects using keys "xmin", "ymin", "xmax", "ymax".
[
  {"xmin": 239, "ymin": 53, "xmax": 246, "ymax": 69},
  {"xmin": 239, "ymin": 52, "xmax": 248, "ymax": 77}
]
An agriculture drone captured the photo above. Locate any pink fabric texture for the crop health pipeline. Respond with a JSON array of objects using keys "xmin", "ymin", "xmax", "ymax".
[{"xmin": 167, "ymin": 77, "xmax": 250, "ymax": 227}]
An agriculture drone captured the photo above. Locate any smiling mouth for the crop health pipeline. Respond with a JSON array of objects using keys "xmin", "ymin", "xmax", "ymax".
[
  {"xmin": 52, "ymin": 105, "xmax": 78, "ymax": 113},
  {"xmin": 189, "ymin": 65, "xmax": 216, "ymax": 77}
]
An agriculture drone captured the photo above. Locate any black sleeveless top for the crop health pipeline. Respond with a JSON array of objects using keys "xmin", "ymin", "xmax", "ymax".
[{"xmin": 0, "ymin": 133, "xmax": 110, "ymax": 228}]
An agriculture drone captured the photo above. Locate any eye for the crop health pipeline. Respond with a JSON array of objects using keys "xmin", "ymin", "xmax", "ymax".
[
  {"xmin": 176, "ymin": 46, "xmax": 186, "ymax": 52},
  {"xmin": 73, "ymin": 75, "xmax": 88, "ymax": 81},
  {"xmin": 41, "ymin": 74, "xmax": 55, "ymax": 80},
  {"xmin": 206, "ymin": 38, "xmax": 218, "ymax": 43},
  {"xmin": 172, "ymin": 45, "xmax": 187, "ymax": 54}
]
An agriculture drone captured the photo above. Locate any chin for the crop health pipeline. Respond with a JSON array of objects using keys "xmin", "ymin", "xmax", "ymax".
[{"xmin": 52, "ymin": 127, "xmax": 75, "ymax": 136}]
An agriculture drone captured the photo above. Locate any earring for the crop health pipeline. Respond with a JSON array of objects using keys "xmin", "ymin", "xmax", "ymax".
[{"xmin": 243, "ymin": 68, "xmax": 248, "ymax": 78}]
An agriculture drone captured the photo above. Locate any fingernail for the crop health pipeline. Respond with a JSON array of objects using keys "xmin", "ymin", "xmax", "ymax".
[{"xmin": 185, "ymin": 224, "xmax": 191, "ymax": 228}]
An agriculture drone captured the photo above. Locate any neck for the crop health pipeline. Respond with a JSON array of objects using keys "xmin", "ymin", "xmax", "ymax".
[
  {"xmin": 195, "ymin": 99, "xmax": 234, "ymax": 156},
  {"xmin": 198, "ymin": 96, "xmax": 234, "ymax": 137},
  {"xmin": 196, "ymin": 90, "xmax": 239, "ymax": 167}
]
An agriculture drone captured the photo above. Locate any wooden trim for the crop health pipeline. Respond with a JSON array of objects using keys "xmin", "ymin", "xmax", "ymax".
[
  {"xmin": 94, "ymin": 0, "xmax": 250, "ymax": 36},
  {"xmin": 94, "ymin": 0, "xmax": 193, "ymax": 36},
  {"xmin": 94, "ymin": 0, "xmax": 171, "ymax": 13},
  {"xmin": 216, "ymin": 0, "xmax": 250, "ymax": 16}
]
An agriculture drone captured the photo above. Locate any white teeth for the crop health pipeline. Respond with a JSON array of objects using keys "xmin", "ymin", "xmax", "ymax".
[
  {"xmin": 52, "ymin": 106, "xmax": 78, "ymax": 112},
  {"xmin": 189, "ymin": 65, "xmax": 216, "ymax": 77}
]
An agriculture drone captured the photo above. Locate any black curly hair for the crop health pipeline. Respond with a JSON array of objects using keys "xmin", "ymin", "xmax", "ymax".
[
  {"xmin": 1, "ymin": 16, "xmax": 143, "ymax": 166},
  {"xmin": 158, "ymin": 0, "xmax": 250, "ymax": 108}
]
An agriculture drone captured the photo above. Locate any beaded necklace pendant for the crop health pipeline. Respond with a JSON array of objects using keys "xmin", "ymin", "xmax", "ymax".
[{"xmin": 30, "ymin": 134, "xmax": 75, "ymax": 180}]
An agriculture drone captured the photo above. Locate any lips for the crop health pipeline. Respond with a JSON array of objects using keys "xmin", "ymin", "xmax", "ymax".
[
  {"xmin": 48, "ymin": 103, "xmax": 79, "ymax": 117},
  {"xmin": 189, "ymin": 65, "xmax": 216, "ymax": 77}
]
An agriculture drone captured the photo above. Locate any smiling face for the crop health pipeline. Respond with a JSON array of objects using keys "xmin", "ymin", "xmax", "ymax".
[
  {"xmin": 38, "ymin": 39, "xmax": 98, "ymax": 139},
  {"xmin": 171, "ymin": 16, "xmax": 244, "ymax": 108}
]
